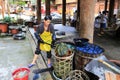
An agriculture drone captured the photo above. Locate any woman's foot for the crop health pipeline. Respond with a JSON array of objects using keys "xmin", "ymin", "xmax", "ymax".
[
  {"xmin": 101, "ymin": 32, "xmax": 104, "ymax": 34},
  {"xmin": 97, "ymin": 33, "xmax": 102, "ymax": 36},
  {"xmin": 47, "ymin": 63, "xmax": 52, "ymax": 68},
  {"xmin": 28, "ymin": 63, "xmax": 35, "ymax": 68}
]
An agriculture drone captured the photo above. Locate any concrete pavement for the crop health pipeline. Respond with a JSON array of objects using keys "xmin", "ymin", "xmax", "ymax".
[
  {"xmin": 0, "ymin": 36, "xmax": 38, "ymax": 80},
  {"xmin": 29, "ymin": 24, "xmax": 120, "ymax": 79},
  {"xmin": 54, "ymin": 24, "xmax": 120, "ymax": 60},
  {"xmin": 0, "ymin": 23, "xmax": 119, "ymax": 80},
  {"xmin": 94, "ymin": 29, "xmax": 120, "ymax": 60}
]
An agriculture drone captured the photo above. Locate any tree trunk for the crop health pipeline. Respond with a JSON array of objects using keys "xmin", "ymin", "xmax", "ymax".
[
  {"xmin": 1, "ymin": 0, "xmax": 5, "ymax": 19},
  {"xmin": 7, "ymin": 3, "xmax": 10, "ymax": 16},
  {"xmin": 79, "ymin": 0, "xmax": 95, "ymax": 43}
]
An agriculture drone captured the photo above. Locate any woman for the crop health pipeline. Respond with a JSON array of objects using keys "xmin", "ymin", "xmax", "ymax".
[
  {"xmin": 28, "ymin": 15, "xmax": 56, "ymax": 68},
  {"xmin": 98, "ymin": 11, "xmax": 108, "ymax": 36}
]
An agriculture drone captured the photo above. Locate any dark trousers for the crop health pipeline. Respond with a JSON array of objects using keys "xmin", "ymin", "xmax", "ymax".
[{"xmin": 35, "ymin": 41, "xmax": 52, "ymax": 58}]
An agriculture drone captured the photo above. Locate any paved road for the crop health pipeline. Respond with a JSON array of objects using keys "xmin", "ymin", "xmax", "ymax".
[{"xmin": 0, "ymin": 36, "xmax": 38, "ymax": 80}]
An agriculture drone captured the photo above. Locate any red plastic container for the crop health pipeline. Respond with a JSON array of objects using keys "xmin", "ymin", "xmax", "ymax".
[
  {"xmin": 10, "ymin": 28, "xmax": 19, "ymax": 34},
  {"xmin": 0, "ymin": 23, "xmax": 8, "ymax": 33},
  {"xmin": 12, "ymin": 67, "xmax": 30, "ymax": 80}
]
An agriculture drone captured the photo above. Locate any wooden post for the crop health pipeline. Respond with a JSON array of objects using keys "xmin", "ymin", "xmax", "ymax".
[
  {"xmin": 37, "ymin": 0, "xmax": 41, "ymax": 24},
  {"xmin": 117, "ymin": 0, "xmax": 120, "ymax": 18},
  {"xmin": 79, "ymin": 0, "xmax": 95, "ymax": 43},
  {"xmin": 76, "ymin": 0, "xmax": 80, "ymax": 31},
  {"xmin": 104, "ymin": 0, "xmax": 108, "ymax": 11},
  {"xmin": 62, "ymin": 0, "xmax": 66, "ymax": 25},
  {"xmin": 108, "ymin": 0, "xmax": 115, "ymax": 24},
  {"xmin": 45, "ymin": 0, "xmax": 50, "ymax": 15}
]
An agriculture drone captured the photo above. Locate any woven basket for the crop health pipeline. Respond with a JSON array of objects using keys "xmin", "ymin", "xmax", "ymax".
[
  {"xmin": 53, "ymin": 52, "xmax": 74, "ymax": 79},
  {"xmin": 63, "ymin": 70, "xmax": 90, "ymax": 80},
  {"xmin": 75, "ymin": 51, "xmax": 103, "ymax": 70}
]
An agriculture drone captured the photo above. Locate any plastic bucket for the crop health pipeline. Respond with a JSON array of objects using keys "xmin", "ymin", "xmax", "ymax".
[{"xmin": 12, "ymin": 67, "xmax": 30, "ymax": 80}]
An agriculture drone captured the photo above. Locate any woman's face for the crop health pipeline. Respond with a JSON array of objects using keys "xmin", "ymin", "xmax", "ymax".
[{"xmin": 44, "ymin": 20, "xmax": 51, "ymax": 26}]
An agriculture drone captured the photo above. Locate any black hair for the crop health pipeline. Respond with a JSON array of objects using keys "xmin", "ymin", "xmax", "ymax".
[
  {"xmin": 44, "ymin": 15, "xmax": 52, "ymax": 20},
  {"xmin": 102, "ymin": 11, "xmax": 106, "ymax": 14}
]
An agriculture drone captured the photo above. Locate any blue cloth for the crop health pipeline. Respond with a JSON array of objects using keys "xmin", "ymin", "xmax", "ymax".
[
  {"xmin": 76, "ymin": 43, "xmax": 104, "ymax": 54},
  {"xmin": 33, "ymin": 74, "xmax": 40, "ymax": 80}
]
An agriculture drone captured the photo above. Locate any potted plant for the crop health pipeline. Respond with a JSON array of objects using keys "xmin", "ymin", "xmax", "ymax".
[
  {"xmin": 0, "ymin": 23, "xmax": 9, "ymax": 33},
  {"xmin": 53, "ymin": 42, "xmax": 75, "ymax": 79},
  {"xmin": 10, "ymin": 28, "xmax": 19, "ymax": 35},
  {"xmin": 0, "ymin": 16, "xmax": 11, "ymax": 33},
  {"xmin": 10, "ymin": 17, "xmax": 18, "ymax": 26},
  {"xmin": 17, "ymin": 18, "xmax": 24, "ymax": 25},
  {"xmin": 3, "ymin": 16, "xmax": 11, "ymax": 24}
]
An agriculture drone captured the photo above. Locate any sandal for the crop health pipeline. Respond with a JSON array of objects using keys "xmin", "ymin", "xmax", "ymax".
[
  {"xmin": 47, "ymin": 63, "xmax": 52, "ymax": 68},
  {"xmin": 28, "ymin": 64, "xmax": 35, "ymax": 68}
]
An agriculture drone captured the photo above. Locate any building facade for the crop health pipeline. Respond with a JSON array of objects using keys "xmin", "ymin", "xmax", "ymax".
[{"xmin": 55, "ymin": 0, "xmax": 119, "ymax": 16}]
